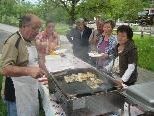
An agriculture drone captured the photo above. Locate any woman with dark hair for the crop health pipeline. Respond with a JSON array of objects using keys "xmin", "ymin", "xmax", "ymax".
[
  {"xmin": 97, "ymin": 20, "xmax": 117, "ymax": 72},
  {"xmin": 113, "ymin": 25, "xmax": 138, "ymax": 87}
]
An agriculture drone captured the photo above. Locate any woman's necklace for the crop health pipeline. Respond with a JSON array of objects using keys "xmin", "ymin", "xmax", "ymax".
[
  {"xmin": 104, "ymin": 34, "xmax": 110, "ymax": 41},
  {"xmin": 118, "ymin": 45, "xmax": 125, "ymax": 53}
]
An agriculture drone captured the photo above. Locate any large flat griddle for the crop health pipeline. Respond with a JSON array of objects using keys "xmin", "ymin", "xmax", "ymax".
[{"xmin": 49, "ymin": 68, "xmax": 117, "ymax": 98}]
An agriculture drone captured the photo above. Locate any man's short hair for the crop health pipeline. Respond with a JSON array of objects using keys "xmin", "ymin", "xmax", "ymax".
[
  {"xmin": 19, "ymin": 14, "xmax": 33, "ymax": 28},
  {"xmin": 75, "ymin": 18, "xmax": 84, "ymax": 24},
  {"xmin": 19, "ymin": 14, "xmax": 40, "ymax": 28},
  {"xmin": 104, "ymin": 20, "xmax": 115, "ymax": 29}
]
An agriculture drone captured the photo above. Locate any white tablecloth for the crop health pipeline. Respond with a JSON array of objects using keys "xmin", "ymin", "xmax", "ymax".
[
  {"xmin": 45, "ymin": 53, "xmax": 91, "ymax": 73},
  {"xmin": 39, "ymin": 84, "xmax": 66, "ymax": 116}
]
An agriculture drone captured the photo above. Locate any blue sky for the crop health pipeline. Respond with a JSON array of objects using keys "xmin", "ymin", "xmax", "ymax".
[{"xmin": 25, "ymin": 0, "xmax": 39, "ymax": 4}]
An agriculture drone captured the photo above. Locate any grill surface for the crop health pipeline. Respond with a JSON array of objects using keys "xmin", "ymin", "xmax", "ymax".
[{"xmin": 49, "ymin": 68, "xmax": 116, "ymax": 98}]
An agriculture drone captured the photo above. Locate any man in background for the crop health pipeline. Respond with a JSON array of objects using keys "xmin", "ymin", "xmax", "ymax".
[{"xmin": 67, "ymin": 18, "xmax": 92, "ymax": 63}]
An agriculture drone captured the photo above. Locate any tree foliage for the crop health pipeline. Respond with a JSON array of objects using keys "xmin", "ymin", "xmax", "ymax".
[
  {"xmin": 0, "ymin": 0, "xmax": 39, "ymax": 25},
  {"xmin": 41, "ymin": 0, "xmax": 82, "ymax": 23},
  {"xmin": 0, "ymin": 0, "xmax": 152, "ymax": 25},
  {"xmin": 122, "ymin": 0, "xmax": 144, "ymax": 21},
  {"xmin": 76, "ymin": 0, "xmax": 109, "ymax": 20}
]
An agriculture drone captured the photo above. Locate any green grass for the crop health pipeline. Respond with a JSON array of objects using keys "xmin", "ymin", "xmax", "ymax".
[
  {"xmin": 134, "ymin": 35, "xmax": 154, "ymax": 71},
  {"xmin": 0, "ymin": 75, "xmax": 7, "ymax": 116},
  {"xmin": 0, "ymin": 75, "xmax": 45, "ymax": 116},
  {"xmin": 55, "ymin": 23, "xmax": 70, "ymax": 35}
]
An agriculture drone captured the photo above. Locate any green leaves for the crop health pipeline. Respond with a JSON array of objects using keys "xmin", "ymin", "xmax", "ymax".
[
  {"xmin": 0, "ymin": 0, "xmax": 39, "ymax": 25},
  {"xmin": 0, "ymin": 0, "xmax": 151, "ymax": 25},
  {"xmin": 0, "ymin": 75, "xmax": 7, "ymax": 116},
  {"xmin": 121, "ymin": 0, "xmax": 144, "ymax": 20}
]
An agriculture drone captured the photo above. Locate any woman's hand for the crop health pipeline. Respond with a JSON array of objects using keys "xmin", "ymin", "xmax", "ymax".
[
  {"xmin": 48, "ymin": 42, "xmax": 57, "ymax": 52},
  {"xmin": 101, "ymin": 53, "xmax": 108, "ymax": 59},
  {"xmin": 36, "ymin": 40, "xmax": 48, "ymax": 53},
  {"xmin": 113, "ymin": 78, "xmax": 123, "ymax": 89}
]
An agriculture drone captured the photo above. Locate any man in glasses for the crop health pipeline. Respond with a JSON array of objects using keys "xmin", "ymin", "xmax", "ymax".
[{"xmin": 1, "ymin": 14, "xmax": 47, "ymax": 116}]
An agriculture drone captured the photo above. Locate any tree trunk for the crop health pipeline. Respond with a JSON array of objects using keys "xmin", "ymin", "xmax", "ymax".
[
  {"xmin": 69, "ymin": 1, "xmax": 76, "ymax": 25},
  {"xmin": 69, "ymin": 11, "xmax": 75, "ymax": 25}
]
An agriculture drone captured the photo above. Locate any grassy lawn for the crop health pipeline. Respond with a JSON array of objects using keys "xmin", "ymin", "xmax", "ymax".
[
  {"xmin": 0, "ymin": 75, "xmax": 45, "ymax": 116},
  {"xmin": 0, "ymin": 75, "xmax": 7, "ymax": 116},
  {"xmin": 134, "ymin": 35, "xmax": 154, "ymax": 71}
]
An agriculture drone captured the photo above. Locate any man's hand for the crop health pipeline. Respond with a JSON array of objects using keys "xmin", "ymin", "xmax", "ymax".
[
  {"xmin": 28, "ymin": 67, "xmax": 47, "ymax": 79},
  {"xmin": 38, "ymin": 75, "xmax": 48, "ymax": 85}
]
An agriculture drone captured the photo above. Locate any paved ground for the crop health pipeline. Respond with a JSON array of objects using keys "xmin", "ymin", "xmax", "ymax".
[
  {"xmin": 0, "ymin": 23, "xmax": 154, "ymax": 84},
  {"xmin": 0, "ymin": 30, "xmax": 10, "ymax": 53},
  {"xmin": 0, "ymin": 23, "xmax": 73, "ymax": 54}
]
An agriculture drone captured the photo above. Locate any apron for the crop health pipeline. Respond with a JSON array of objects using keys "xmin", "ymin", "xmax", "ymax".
[{"xmin": 12, "ymin": 45, "xmax": 39, "ymax": 116}]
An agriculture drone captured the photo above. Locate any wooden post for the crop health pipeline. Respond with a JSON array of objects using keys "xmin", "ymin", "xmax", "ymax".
[
  {"xmin": 141, "ymin": 26, "xmax": 144, "ymax": 38},
  {"xmin": 149, "ymin": 26, "xmax": 152, "ymax": 37}
]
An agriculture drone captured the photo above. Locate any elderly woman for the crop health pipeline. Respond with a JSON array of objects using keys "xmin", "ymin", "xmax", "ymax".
[
  {"xmin": 88, "ymin": 20, "xmax": 103, "ymax": 66},
  {"xmin": 36, "ymin": 21, "xmax": 59, "ymax": 71},
  {"xmin": 111, "ymin": 25, "xmax": 138, "ymax": 116},
  {"xmin": 113, "ymin": 25, "xmax": 138, "ymax": 86},
  {"xmin": 97, "ymin": 20, "xmax": 117, "ymax": 72},
  {"xmin": 36, "ymin": 20, "xmax": 59, "ymax": 55},
  {"xmin": 89, "ymin": 19, "xmax": 103, "ymax": 51}
]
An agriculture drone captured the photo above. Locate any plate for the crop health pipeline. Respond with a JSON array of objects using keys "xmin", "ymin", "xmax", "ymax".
[
  {"xmin": 49, "ymin": 49, "xmax": 67, "ymax": 56},
  {"xmin": 55, "ymin": 49, "xmax": 67, "ymax": 54},
  {"xmin": 88, "ymin": 52, "xmax": 104, "ymax": 57},
  {"xmin": 45, "ymin": 55, "xmax": 61, "ymax": 60}
]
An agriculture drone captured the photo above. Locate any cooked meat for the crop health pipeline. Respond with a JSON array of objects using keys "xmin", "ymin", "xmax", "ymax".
[{"xmin": 64, "ymin": 72, "xmax": 103, "ymax": 89}]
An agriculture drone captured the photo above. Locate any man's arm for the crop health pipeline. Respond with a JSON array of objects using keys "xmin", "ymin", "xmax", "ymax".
[
  {"xmin": 1, "ymin": 35, "xmax": 46, "ymax": 78},
  {"xmin": 89, "ymin": 30, "xmax": 95, "ymax": 44},
  {"xmin": 38, "ymin": 54, "xmax": 49, "ymax": 74},
  {"xmin": 2, "ymin": 65, "xmax": 46, "ymax": 79}
]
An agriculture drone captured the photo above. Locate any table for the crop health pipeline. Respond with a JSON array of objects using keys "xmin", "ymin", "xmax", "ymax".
[{"xmin": 45, "ymin": 53, "xmax": 92, "ymax": 73}]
